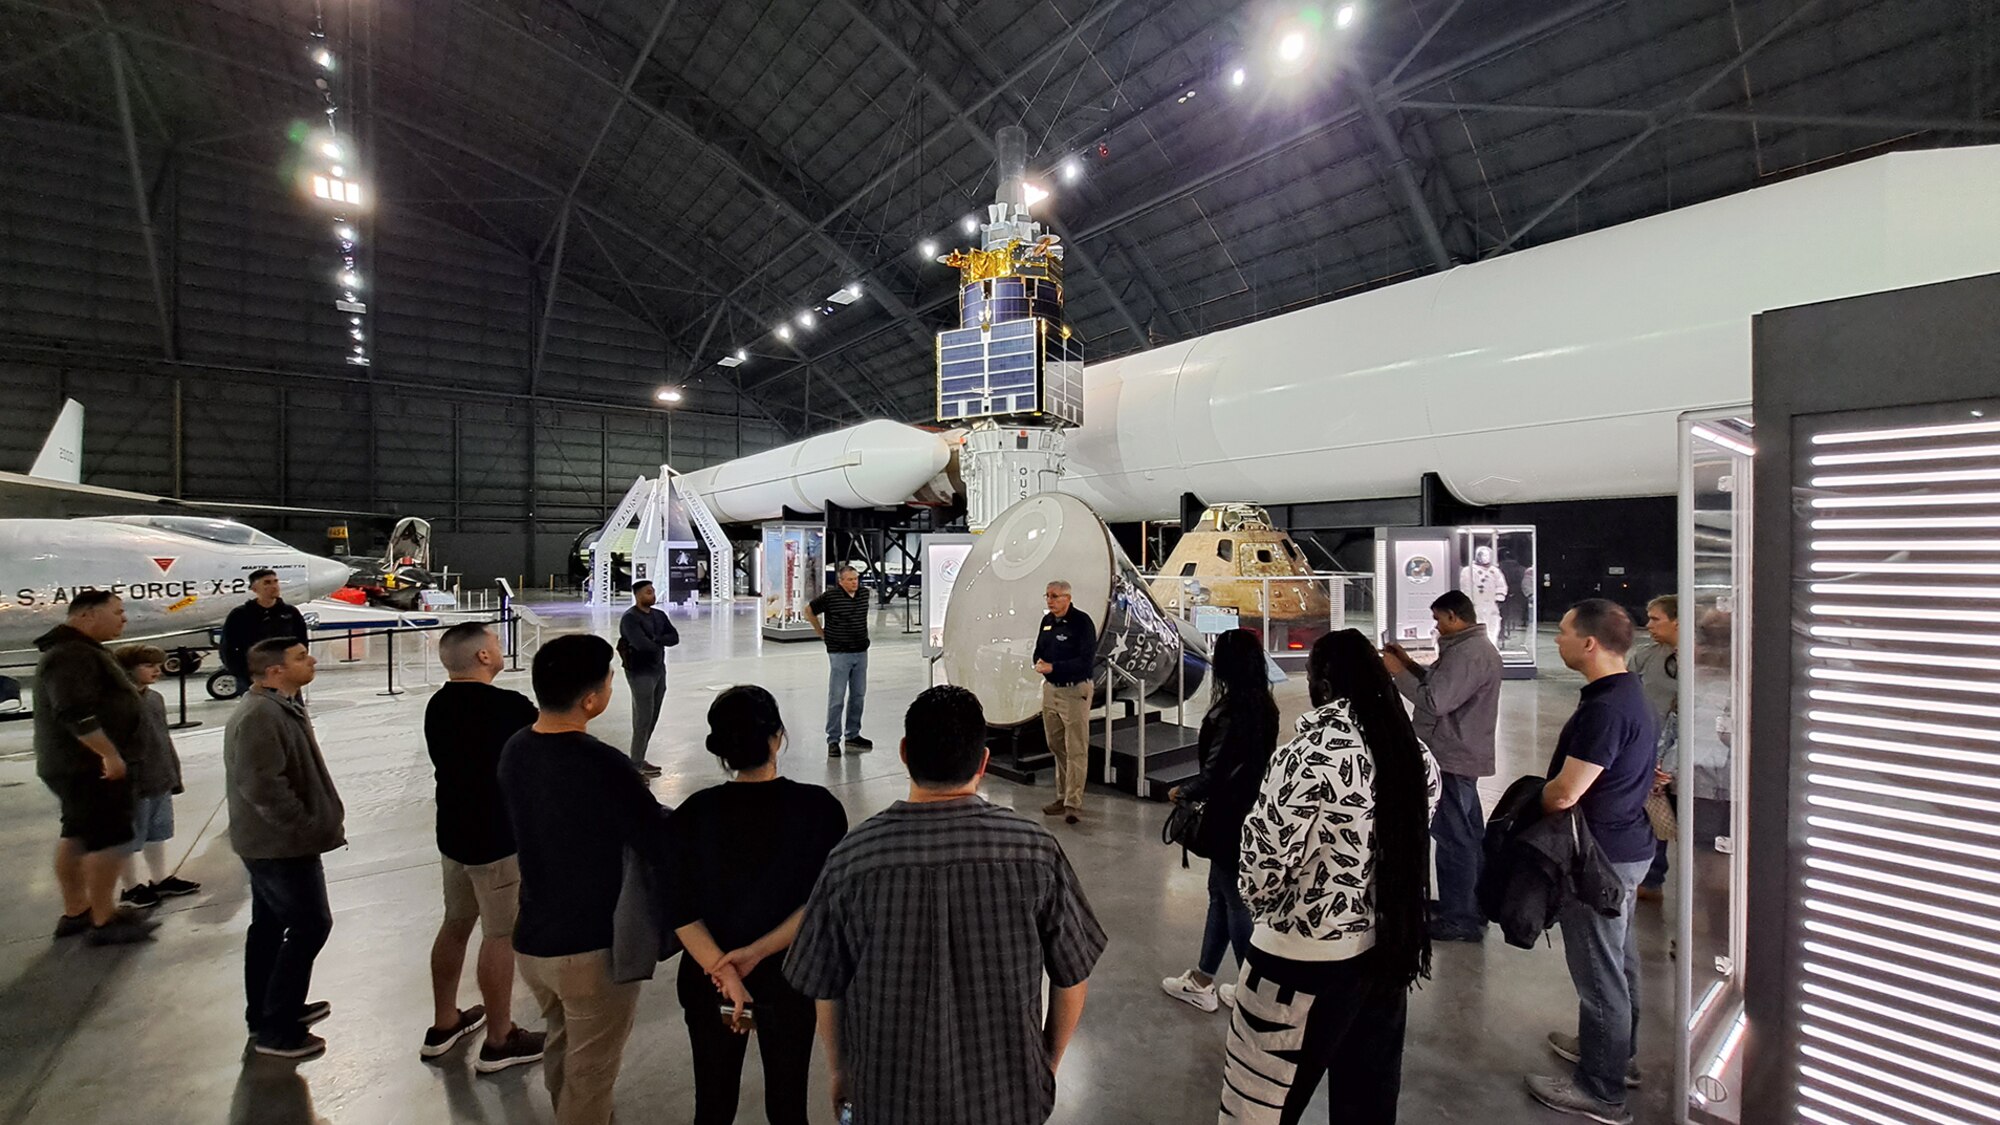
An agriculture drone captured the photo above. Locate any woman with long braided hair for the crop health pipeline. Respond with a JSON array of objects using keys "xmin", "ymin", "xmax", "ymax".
[{"xmin": 1217, "ymin": 629, "xmax": 1440, "ymax": 1124}]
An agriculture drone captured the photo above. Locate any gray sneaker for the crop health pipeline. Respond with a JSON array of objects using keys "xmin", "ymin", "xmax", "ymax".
[
  {"xmin": 1525, "ymin": 1074, "xmax": 1633, "ymax": 1125},
  {"xmin": 1547, "ymin": 1032, "xmax": 1642, "ymax": 1087}
]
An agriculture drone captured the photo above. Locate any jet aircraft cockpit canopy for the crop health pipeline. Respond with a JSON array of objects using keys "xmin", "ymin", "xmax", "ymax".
[{"xmin": 90, "ymin": 515, "xmax": 288, "ymax": 548}]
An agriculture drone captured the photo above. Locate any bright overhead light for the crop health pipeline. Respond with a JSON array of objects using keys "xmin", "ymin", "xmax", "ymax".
[
  {"xmin": 962, "ymin": 215, "xmax": 979, "ymax": 234},
  {"xmin": 312, "ymin": 48, "xmax": 333, "ymax": 69},
  {"xmin": 1060, "ymin": 157, "xmax": 1082, "ymax": 183},
  {"xmin": 827, "ymin": 282, "xmax": 863, "ymax": 306},
  {"xmin": 349, "ymin": 316, "xmax": 361, "ymax": 325},
  {"xmin": 918, "ymin": 239, "xmax": 938, "ymax": 258},
  {"xmin": 716, "ymin": 354, "xmax": 743, "ymax": 368},
  {"xmin": 321, "ymin": 141, "xmax": 341, "ymax": 159},
  {"xmin": 655, "ymin": 388, "xmax": 683, "ymax": 403},
  {"xmin": 338, "ymin": 270, "xmax": 361, "ymax": 288},
  {"xmin": 335, "ymin": 225, "xmax": 356, "ymax": 241},
  {"xmin": 1336, "ymin": 4, "xmax": 1357, "ymax": 29},
  {"xmin": 776, "ymin": 324, "xmax": 793, "ymax": 341},
  {"xmin": 796, "ymin": 310, "xmax": 814, "ymax": 329},
  {"xmin": 735, "ymin": 348, "xmax": 747, "ymax": 361},
  {"xmin": 1278, "ymin": 31, "xmax": 1308, "ymax": 62},
  {"xmin": 329, "ymin": 165, "xmax": 346, "ymax": 178},
  {"xmin": 1023, "ymin": 183, "xmax": 1048, "ymax": 206},
  {"xmin": 350, "ymin": 329, "xmax": 363, "ymax": 340},
  {"xmin": 1230, "ymin": 67, "xmax": 1246, "ymax": 87}
]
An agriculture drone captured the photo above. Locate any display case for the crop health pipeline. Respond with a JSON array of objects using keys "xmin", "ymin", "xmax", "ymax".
[
  {"xmin": 1454, "ymin": 524, "xmax": 1538, "ymax": 679},
  {"xmin": 760, "ymin": 522, "xmax": 825, "ymax": 642},
  {"xmin": 1374, "ymin": 524, "xmax": 1537, "ymax": 678},
  {"xmin": 1676, "ymin": 411, "xmax": 1754, "ymax": 1123}
]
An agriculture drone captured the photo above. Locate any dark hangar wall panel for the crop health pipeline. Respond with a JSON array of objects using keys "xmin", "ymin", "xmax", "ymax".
[{"xmin": 0, "ymin": 119, "xmax": 789, "ymax": 583}]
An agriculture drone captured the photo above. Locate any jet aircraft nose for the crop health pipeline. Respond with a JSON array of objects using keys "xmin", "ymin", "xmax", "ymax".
[{"xmin": 306, "ymin": 555, "xmax": 354, "ymax": 600}]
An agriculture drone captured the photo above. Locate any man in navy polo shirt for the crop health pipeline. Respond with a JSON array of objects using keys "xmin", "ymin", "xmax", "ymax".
[{"xmin": 1526, "ymin": 598, "xmax": 1658, "ymax": 1124}]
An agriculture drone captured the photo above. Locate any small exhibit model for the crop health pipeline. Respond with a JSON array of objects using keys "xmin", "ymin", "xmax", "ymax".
[
  {"xmin": 1147, "ymin": 503, "xmax": 1333, "ymax": 654},
  {"xmin": 940, "ymin": 491, "xmax": 1203, "ymax": 726},
  {"xmin": 761, "ymin": 522, "xmax": 825, "ymax": 641},
  {"xmin": 937, "ymin": 125, "xmax": 1083, "ymax": 530}
]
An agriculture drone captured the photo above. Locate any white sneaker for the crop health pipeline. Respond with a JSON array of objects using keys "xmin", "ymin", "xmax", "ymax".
[
  {"xmin": 1219, "ymin": 983, "xmax": 1238, "ymax": 1009},
  {"xmin": 1161, "ymin": 971, "xmax": 1219, "ymax": 1012}
]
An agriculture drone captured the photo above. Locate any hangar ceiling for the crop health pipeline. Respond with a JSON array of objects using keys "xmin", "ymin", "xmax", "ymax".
[{"xmin": 0, "ymin": 0, "xmax": 1995, "ymax": 426}]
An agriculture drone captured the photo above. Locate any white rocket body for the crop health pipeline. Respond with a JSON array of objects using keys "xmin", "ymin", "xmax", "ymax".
[{"xmin": 681, "ymin": 146, "xmax": 2000, "ymax": 524}]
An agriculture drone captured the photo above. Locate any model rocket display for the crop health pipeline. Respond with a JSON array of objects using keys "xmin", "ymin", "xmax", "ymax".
[{"xmin": 937, "ymin": 125, "xmax": 1083, "ymax": 531}]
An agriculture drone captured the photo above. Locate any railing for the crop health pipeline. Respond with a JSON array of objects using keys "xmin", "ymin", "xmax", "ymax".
[{"xmin": 1140, "ymin": 570, "xmax": 1375, "ymax": 657}]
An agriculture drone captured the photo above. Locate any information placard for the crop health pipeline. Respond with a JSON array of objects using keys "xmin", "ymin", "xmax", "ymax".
[{"xmin": 920, "ymin": 534, "xmax": 976, "ymax": 659}]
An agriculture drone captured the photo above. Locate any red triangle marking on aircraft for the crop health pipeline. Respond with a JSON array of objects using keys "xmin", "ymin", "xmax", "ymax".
[{"xmin": 150, "ymin": 557, "xmax": 177, "ymax": 574}]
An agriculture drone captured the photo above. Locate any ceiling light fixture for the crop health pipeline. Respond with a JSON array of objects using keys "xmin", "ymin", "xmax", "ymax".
[
  {"xmin": 312, "ymin": 48, "xmax": 333, "ymax": 68},
  {"xmin": 918, "ymin": 240, "xmax": 938, "ymax": 258},
  {"xmin": 656, "ymin": 388, "xmax": 683, "ymax": 404},
  {"xmin": 1278, "ymin": 31, "xmax": 1307, "ymax": 62},
  {"xmin": 796, "ymin": 310, "xmax": 814, "ymax": 329},
  {"xmin": 962, "ymin": 215, "xmax": 979, "ymax": 234},
  {"xmin": 776, "ymin": 324, "xmax": 793, "ymax": 341},
  {"xmin": 1230, "ymin": 67, "xmax": 1246, "ymax": 87},
  {"xmin": 1336, "ymin": 5, "xmax": 1357, "ymax": 29},
  {"xmin": 1060, "ymin": 157, "xmax": 1083, "ymax": 183},
  {"xmin": 1023, "ymin": 183, "xmax": 1049, "ymax": 206}
]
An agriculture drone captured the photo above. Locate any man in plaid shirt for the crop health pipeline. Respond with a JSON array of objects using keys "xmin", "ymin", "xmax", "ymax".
[{"xmin": 785, "ymin": 685, "xmax": 1107, "ymax": 1125}]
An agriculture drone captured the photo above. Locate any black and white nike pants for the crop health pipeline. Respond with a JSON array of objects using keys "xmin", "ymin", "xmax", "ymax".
[{"xmin": 1217, "ymin": 946, "xmax": 1409, "ymax": 1124}]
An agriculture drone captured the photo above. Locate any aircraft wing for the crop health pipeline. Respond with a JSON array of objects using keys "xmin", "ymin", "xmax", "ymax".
[{"xmin": 0, "ymin": 471, "xmax": 389, "ymax": 520}]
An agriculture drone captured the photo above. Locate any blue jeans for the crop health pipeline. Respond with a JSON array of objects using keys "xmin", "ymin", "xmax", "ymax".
[
  {"xmin": 1557, "ymin": 856, "xmax": 1651, "ymax": 1104},
  {"xmin": 242, "ymin": 855, "xmax": 333, "ymax": 1040},
  {"xmin": 1197, "ymin": 851, "xmax": 1253, "ymax": 977},
  {"xmin": 825, "ymin": 652, "xmax": 867, "ymax": 742},
  {"xmin": 1431, "ymin": 772, "xmax": 1486, "ymax": 934}
]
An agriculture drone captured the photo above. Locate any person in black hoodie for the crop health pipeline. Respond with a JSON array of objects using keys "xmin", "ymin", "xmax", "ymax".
[{"xmin": 1160, "ymin": 629, "xmax": 1279, "ymax": 1013}]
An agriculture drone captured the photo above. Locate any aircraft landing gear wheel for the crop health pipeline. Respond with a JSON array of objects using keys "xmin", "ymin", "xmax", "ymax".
[{"xmin": 206, "ymin": 669, "xmax": 245, "ymax": 700}]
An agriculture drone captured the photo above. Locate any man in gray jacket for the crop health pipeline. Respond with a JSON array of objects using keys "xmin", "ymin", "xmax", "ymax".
[
  {"xmin": 1384, "ymin": 590, "xmax": 1504, "ymax": 942},
  {"xmin": 225, "ymin": 637, "xmax": 346, "ymax": 1061}
]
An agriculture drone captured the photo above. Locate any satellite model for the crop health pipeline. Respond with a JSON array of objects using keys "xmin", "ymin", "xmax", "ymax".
[
  {"xmin": 936, "ymin": 125, "xmax": 1083, "ymax": 531},
  {"xmin": 1148, "ymin": 504, "xmax": 1332, "ymax": 651}
]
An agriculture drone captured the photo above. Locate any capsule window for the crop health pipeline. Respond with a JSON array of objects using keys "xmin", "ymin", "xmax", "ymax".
[
  {"xmin": 1180, "ymin": 562, "xmax": 1198, "ymax": 577},
  {"xmin": 1217, "ymin": 538, "xmax": 1234, "ymax": 562}
]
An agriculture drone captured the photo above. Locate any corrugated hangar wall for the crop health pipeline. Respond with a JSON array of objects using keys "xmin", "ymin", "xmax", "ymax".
[{"xmin": 0, "ymin": 118, "xmax": 786, "ymax": 586}]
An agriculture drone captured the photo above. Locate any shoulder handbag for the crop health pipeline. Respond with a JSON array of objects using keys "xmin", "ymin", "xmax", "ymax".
[{"xmin": 1162, "ymin": 798, "xmax": 1211, "ymax": 867}]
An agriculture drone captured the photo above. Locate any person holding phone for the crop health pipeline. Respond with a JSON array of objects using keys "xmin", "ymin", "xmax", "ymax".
[{"xmin": 667, "ymin": 686, "xmax": 847, "ymax": 1125}]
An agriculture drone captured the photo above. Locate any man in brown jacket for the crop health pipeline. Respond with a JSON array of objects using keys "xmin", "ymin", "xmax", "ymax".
[{"xmin": 225, "ymin": 637, "xmax": 346, "ymax": 1061}]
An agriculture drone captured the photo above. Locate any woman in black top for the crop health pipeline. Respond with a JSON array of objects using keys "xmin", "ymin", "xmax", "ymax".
[
  {"xmin": 667, "ymin": 685, "xmax": 848, "ymax": 1125},
  {"xmin": 1160, "ymin": 628, "xmax": 1280, "ymax": 1012}
]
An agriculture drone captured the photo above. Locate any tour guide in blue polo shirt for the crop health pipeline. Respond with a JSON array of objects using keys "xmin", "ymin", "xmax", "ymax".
[
  {"xmin": 1032, "ymin": 580, "xmax": 1097, "ymax": 826},
  {"xmin": 1527, "ymin": 598, "xmax": 1659, "ymax": 1125}
]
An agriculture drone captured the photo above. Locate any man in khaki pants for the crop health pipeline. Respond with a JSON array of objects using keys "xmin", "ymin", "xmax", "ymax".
[
  {"xmin": 1034, "ymin": 581, "xmax": 1098, "ymax": 825},
  {"xmin": 497, "ymin": 634, "xmax": 670, "ymax": 1124}
]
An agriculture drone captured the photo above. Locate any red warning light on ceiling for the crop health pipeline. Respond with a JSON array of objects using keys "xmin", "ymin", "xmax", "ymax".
[{"xmin": 1097, "ymin": 141, "xmax": 1109, "ymax": 159}]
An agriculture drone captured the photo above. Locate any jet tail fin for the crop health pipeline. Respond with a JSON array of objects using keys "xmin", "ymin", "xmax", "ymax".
[{"xmin": 29, "ymin": 399, "xmax": 83, "ymax": 483}]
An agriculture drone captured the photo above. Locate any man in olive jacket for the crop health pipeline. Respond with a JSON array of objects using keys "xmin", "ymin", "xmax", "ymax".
[{"xmin": 225, "ymin": 637, "xmax": 346, "ymax": 1061}]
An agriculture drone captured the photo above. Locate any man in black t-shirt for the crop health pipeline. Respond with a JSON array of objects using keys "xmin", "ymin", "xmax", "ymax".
[
  {"xmin": 499, "ymin": 634, "xmax": 670, "ymax": 1124},
  {"xmin": 220, "ymin": 569, "xmax": 311, "ymax": 689},
  {"xmin": 807, "ymin": 566, "xmax": 872, "ymax": 758},
  {"xmin": 422, "ymin": 622, "xmax": 545, "ymax": 1073},
  {"xmin": 1528, "ymin": 599, "xmax": 1658, "ymax": 1125}
]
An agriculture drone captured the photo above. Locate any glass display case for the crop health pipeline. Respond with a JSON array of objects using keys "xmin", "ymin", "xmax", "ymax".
[
  {"xmin": 760, "ymin": 522, "xmax": 825, "ymax": 642},
  {"xmin": 1453, "ymin": 524, "xmax": 1538, "ymax": 678},
  {"xmin": 1374, "ymin": 524, "xmax": 1537, "ymax": 677},
  {"xmin": 1676, "ymin": 411, "xmax": 1754, "ymax": 1123}
]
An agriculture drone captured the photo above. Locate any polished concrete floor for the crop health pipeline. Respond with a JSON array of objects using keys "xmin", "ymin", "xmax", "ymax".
[{"xmin": 0, "ymin": 601, "xmax": 1679, "ymax": 1124}]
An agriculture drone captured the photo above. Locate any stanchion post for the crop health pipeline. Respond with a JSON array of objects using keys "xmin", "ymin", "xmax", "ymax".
[
  {"xmin": 168, "ymin": 648, "xmax": 201, "ymax": 731},
  {"xmin": 379, "ymin": 628, "xmax": 403, "ymax": 697}
]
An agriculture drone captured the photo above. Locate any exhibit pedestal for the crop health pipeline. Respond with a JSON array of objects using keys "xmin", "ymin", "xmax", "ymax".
[
  {"xmin": 983, "ymin": 721, "xmax": 1051, "ymax": 785},
  {"xmin": 1091, "ymin": 712, "xmax": 1201, "ymax": 802}
]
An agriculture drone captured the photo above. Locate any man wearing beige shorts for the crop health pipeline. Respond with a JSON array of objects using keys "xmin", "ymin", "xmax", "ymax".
[
  {"xmin": 1034, "ymin": 580, "xmax": 1098, "ymax": 825},
  {"xmin": 423, "ymin": 623, "xmax": 546, "ymax": 1072}
]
